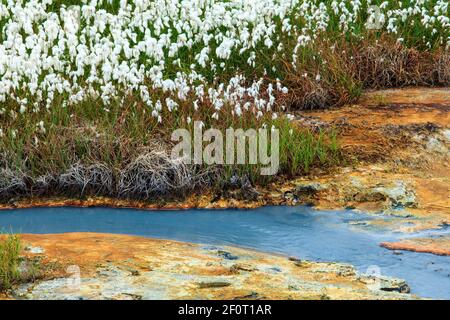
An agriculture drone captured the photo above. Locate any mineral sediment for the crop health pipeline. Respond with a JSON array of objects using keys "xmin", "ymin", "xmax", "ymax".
[{"xmin": 11, "ymin": 233, "xmax": 415, "ymax": 300}]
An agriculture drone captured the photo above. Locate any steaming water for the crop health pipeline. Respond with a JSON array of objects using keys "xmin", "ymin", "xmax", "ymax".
[{"xmin": 0, "ymin": 206, "xmax": 449, "ymax": 299}]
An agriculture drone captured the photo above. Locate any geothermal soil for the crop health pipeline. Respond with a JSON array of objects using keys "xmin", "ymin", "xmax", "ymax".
[{"xmin": 11, "ymin": 233, "xmax": 413, "ymax": 300}]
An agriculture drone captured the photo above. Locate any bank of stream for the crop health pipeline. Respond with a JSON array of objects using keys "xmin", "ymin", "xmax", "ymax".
[{"xmin": 0, "ymin": 205, "xmax": 448, "ymax": 299}]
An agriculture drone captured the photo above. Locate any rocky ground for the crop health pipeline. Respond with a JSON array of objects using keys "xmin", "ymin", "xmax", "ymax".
[
  {"xmin": 10, "ymin": 233, "xmax": 413, "ymax": 300},
  {"xmin": 282, "ymin": 87, "xmax": 450, "ymax": 253},
  {"xmin": 380, "ymin": 236, "xmax": 450, "ymax": 256},
  {"xmin": 1, "ymin": 87, "xmax": 448, "ymax": 299}
]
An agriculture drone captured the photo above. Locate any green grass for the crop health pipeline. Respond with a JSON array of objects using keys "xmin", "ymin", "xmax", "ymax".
[
  {"xmin": 0, "ymin": 233, "xmax": 22, "ymax": 291},
  {"xmin": 0, "ymin": 233, "xmax": 42, "ymax": 292},
  {"xmin": 0, "ymin": 95, "xmax": 342, "ymax": 190},
  {"xmin": 218, "ymin": 121, "xmax": 341, "ymax": 186},
  {"xmin": 277, "ymin": 118, "xmax": 341, "ymax": 177}
]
